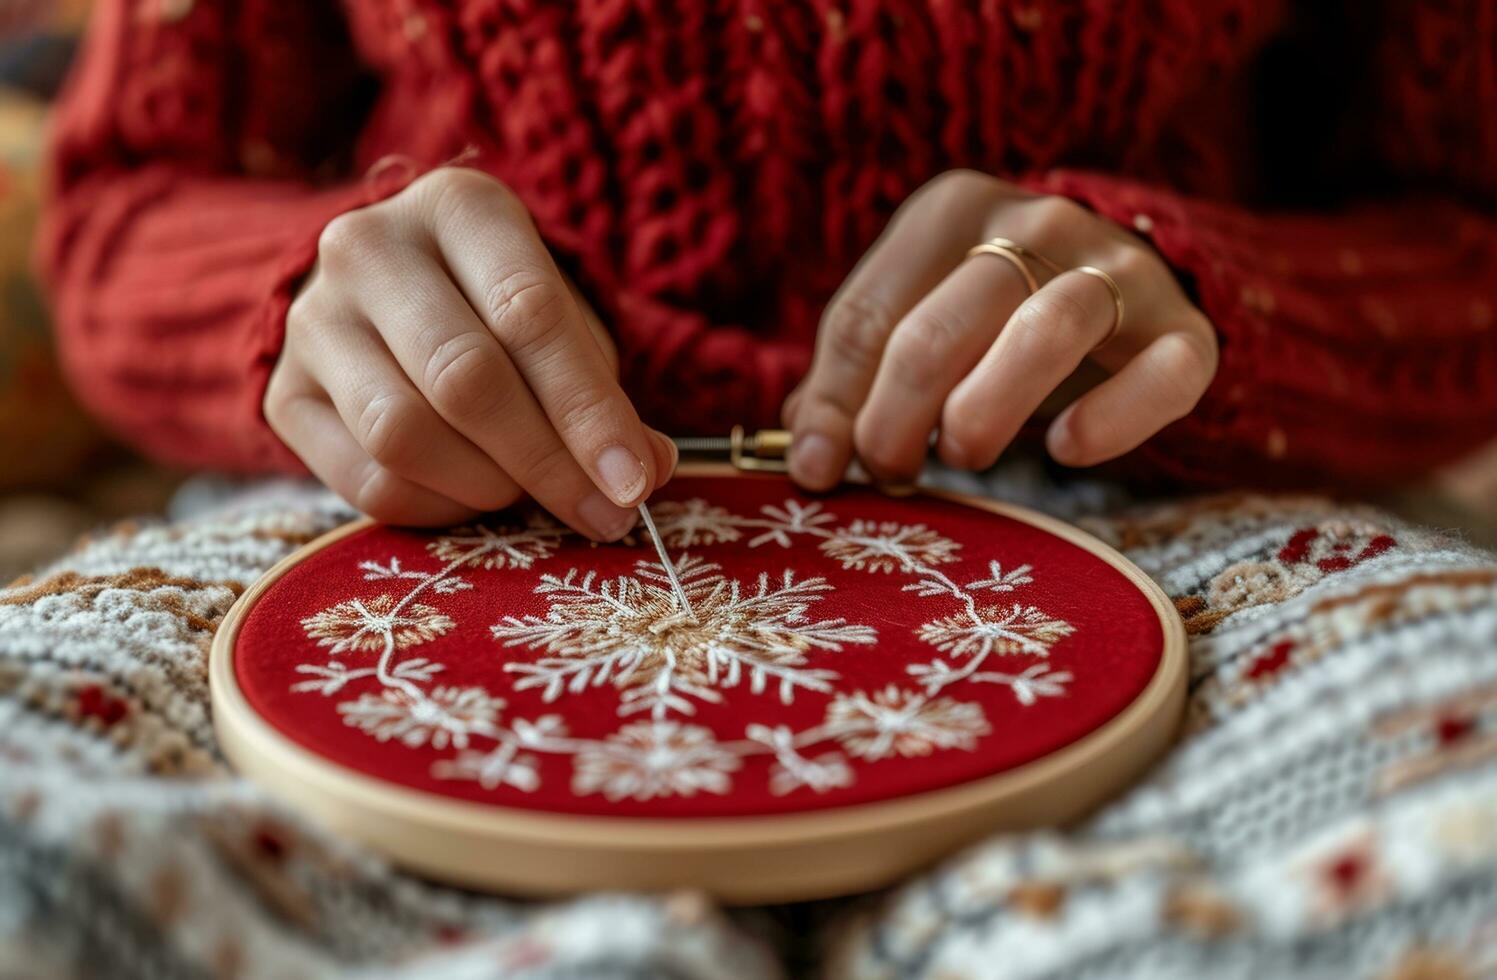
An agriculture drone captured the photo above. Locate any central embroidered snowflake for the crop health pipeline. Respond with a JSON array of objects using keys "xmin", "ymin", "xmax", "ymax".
[{"xmin": 493, "ymin": 555, "xmax": 878, "ymax": 717}]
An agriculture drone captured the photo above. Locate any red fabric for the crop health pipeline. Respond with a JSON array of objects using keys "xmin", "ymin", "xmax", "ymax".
[
  {"xmin": 232, "ymin": 475, "xmax": 1164, "ymax": 817},
  {"xmin": 38, "ymin": 0, "xmax": 1497, "ymax": 483}
]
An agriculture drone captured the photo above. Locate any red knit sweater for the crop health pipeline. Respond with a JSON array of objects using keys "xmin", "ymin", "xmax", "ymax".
[{"xmin": 38, "ymin": 0, "xmax": 1497, "ymax": 486}]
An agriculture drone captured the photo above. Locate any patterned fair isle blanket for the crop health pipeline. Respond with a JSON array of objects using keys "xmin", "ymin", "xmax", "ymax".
[{"xmin": 1, "ymin": 470, "xmax": 1494, "ymax": 980}]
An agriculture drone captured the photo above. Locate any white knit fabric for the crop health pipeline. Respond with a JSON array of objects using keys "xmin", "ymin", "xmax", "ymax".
[{"xmin": 2, "ymin": 472, "xmax": 1494, "ymax": 979}]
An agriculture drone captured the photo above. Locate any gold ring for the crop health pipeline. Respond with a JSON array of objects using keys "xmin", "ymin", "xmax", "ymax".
[
  {"xmin": 966, "ymin": 241, "xmax": 1038, "ymax": 294},
  {"xmin": 1074, "ymin": 265, "xmax": 1124, "ymax": 347},
  {"xmin": 981, "ymin": 236, "xmax": 1065, "ymax": 277}
]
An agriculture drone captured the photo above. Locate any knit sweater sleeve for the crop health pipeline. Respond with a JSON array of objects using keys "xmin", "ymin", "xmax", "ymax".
[
  {"xmin": 37, "ymin": 0, "xmax": 379, "ymax": 472},
  {"xmin": 1025, "ymin": 170, "xmax": 1497, "ymax": 486}
]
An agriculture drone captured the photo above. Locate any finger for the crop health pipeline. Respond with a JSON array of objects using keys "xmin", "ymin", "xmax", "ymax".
[
  {"xmin": 425, "ymin": 171, "xmax": 660, "ymax": 508},
  {"xmin": 940, "ymin": 268, "xmax": 1122, "ymax": 470},
  {"xmin": 272, "ymin": 390, "xmax": 479, "ymax": 527},
  {"xmin": 1046, "ymin": 331, "xmax": 1216, "ymax": 466},
  {"xmin": 347, "ymin": 249, "xmax": 639, "ymax": 541},
  {"xmin": 780, "ymin": 386, "xmax": 803, "ymax": 430},
  {"xmin": 852, "ymin": 247, "xmax": 1033, "ymax": 480},
  {"xmin": 293, "ymin": 312, "xmax": 523, "ymax": 513},
  {"xmin": 649, "ymin": 430, "xmax": 680, "ymax": 487},
  {"xmin": 790, "ymin": 171, "xmax": 1005, "ymax": 490}
]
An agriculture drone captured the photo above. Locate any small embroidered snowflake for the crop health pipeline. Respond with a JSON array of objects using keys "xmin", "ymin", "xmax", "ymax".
[
  {"xmin": 747, "ymin": 724, "xmax": 854, "ymax": 795},
  {"xmin": 821, "ymin": 520, "xmax": 961, "ymax": 574},
  {"xmin": 572, "ymin": 720, "xmax": 741, "ymax": 801},
  {"xmin": 427, "ymin": 514, "xmax": 565, "ymax": 570},
  {"xmin": 432, "ymin": 746, "xmax": 542, "ymax": 792},
  {"xmin": 495, "ymin": 556, "xmax": 876, "ymax": 716},
  {"xmin": 974, "ymin": 662, "xmax": 1073, "ymax": 705},
  {"xmin": 917, "ymin": 603, "xmax": 1074, "ymax": 659},
  {"xmin": 338, "ymin": 685, "xmax": 504, "ymax": 749},
  {"xmin": 826, "ymin": 685, "xmax": 989, "ymax": 760},
  {"xmin": 749, "ymin": 499, "xmax": 838, "ymax": 548},
  {"xmin": 650, "ymin": 498, "xmax": 743, "ymax": 547},
  {"xmin": 302, "ymin": 595, "xmax": 454, "ymax": 654}
]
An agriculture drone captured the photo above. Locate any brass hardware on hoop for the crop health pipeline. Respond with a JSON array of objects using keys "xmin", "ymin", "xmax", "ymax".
[{"xmin": 673, "ymin": 426, "xmax": 792, "ymax": 473}]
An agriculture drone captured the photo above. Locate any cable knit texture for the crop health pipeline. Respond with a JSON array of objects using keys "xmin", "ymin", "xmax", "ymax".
[{"xmin": 38, "ymin": 0, "xmax": 1497, "ymax": 483}]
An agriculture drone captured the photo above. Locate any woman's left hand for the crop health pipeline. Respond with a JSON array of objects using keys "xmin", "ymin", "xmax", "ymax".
[{"xmin": 783, "ymin": 170, "xmax": 1219, "ymax": 489}]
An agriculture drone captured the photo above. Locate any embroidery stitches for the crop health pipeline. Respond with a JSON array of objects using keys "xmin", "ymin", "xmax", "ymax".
[
  {"xmin": 290, "ymin": 495, "xmax": 1078, "ymax": 802},
  {"xmin": 493, "ymin": 556, "xmax": 875, "ymax": 717}
]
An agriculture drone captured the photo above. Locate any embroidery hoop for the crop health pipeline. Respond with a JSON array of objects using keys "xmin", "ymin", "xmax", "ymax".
[{"xmin": 210, "ymin": 464, "xmax": 1186, "ymax": 902}]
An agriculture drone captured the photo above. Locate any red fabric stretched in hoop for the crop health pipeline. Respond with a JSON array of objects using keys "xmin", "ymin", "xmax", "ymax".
[{"xmin": 233, "ymin": 475, "xmax": 1164, "ymax": 818}]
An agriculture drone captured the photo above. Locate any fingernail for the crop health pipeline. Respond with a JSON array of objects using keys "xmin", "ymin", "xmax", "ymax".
[
  {"xmin": 789, "ymin": 432, "xmax": 839, "ymax": 489},
  {"xmin": 1046, "ymin": 413, "xmax": 1078, "ymax": 463},
  {"xmin": 579, "ymin": 491, "xmax": 637, "ymax": 541},
  {"xmin": 595, "ymin": 445, "xmax": 647, "ymax": 505}
]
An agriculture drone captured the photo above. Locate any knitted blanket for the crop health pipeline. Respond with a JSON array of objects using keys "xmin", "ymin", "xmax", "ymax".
[{"xmin": 2, "ymin": 473, "xmax": 1494, "ymax": 979}]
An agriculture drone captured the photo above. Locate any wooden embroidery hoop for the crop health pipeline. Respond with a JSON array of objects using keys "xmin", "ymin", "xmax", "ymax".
[{"xmin": 210, "ymin": 464, "xmax": 1187, "ymax": 903}]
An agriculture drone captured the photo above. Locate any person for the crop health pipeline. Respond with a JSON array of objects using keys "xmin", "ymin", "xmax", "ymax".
[{"xmin": 39, "ymin": 1, "xmax": 1497, "ymax": 540}]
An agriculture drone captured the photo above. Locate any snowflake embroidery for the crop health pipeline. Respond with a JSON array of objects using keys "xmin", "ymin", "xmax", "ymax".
[
  {"xmin": 749, "ymin": 500, "xmax": 838, "ymax": 548},
  {"xmin": 649, "ymin": 499, "xmax": 743, "ymax": 547},
  {"xmin": 433, "ymin": 747, "xmax": 543, "ymax": 792},
  {"xmin": 289, "ymin": 494, "xmax": 1079, "ymax": 799},
  {"xmin": 495, "ymin": 556, "xmax": 876, "ymax": 717},
  {"xmin": 917, "ymin": 604, "xmax": 1075, "ymax": 659},
  {"xmin": 302, "ymin": 595, "xmax": 453, "ymax": 654},
  {"xmin": 427, "ymin": 515, "xmax": 564, "ymax": 570},
  {"xmin": 747, "ymin": 724, "xmax": 855, "ymax": 796},
  {"xmin": 338, "ymin": 685, "xmax": 504, "ymax": 749},
  {"xmin": 572, "ymin": 721, "xmax": 741, "ymax": 801},
  {"xmin": 825, "ymin": 686, "xmax": 990, "ymax": 760},
  {"xmin": 820, "ymin": 520, "xmax": 961, "ymax": 573}
]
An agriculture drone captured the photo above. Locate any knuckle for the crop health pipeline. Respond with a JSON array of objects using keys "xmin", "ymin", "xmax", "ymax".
[
  {"xmin": 940, "ymin": 418, "xmax": 988, "ymax": 463},
  {"xmin": 1026, "ymin": 194, "xmax": 1088, "ymax": 232},
  {"xmin": 261, "ymin": 383, "xmax": 293, "ymax": 433},
  {"xmin": 798, "ymin": 383, "xmax": 858, "ymax": 423},
  {"xmin": 425, "ymin": 337, "xmax": 502, "ymax": 420},
  {"xmin": 925, "ymin": 168, "xmax": 994, "ymax": 204},
  {"xmin": 1009, "ymin": 289, "xmax": 1091, "ymax": 357},
  {"xmin": 856, "ymin": 429, "xmax": 912, "ymax": 477},
  {"xmin": 283, "ymin": 291, "xmax": 320, "ymax": 336},
  {"xmin": 1105, "ymin": 245, "xmax": 1154, "ymax": 282},
  {"xmin": 888, "ymin": 308, "xmax": 964, "ymax": 388},
  {"xmin": 509, "ymin": 437, "xmax": 573, "ymax": 489},
  {"xmin": 549, "ymin": 385, "xmax": 611, "ymax": 442},
  {"xmin": 262, "ymin": 375, "xmax": 295, "ymax": 428},
  {"xmin": 485, "ymin": 270, "xmax": 570, "ymax": 349},
  {"xmin": 940, "ymin": 402, "xmax": 992, "ymax": 460},
  {"xmin": 822, "ymin": 292, "xmax": 895, "ymax": 366},
  {"xmin": 356, "ymin": 392, "xmax": 424, "ymax": 471},
  {"xmin": 424, "ymin": 167, "xmax": 518, "ymax": 219},
  {"xmin": 317, "ymin": 210, "xmax": 382, "ymax": 267},
  {"xmin": 352, "ymin": 466, "xmax": 409, "ymax": 522}
]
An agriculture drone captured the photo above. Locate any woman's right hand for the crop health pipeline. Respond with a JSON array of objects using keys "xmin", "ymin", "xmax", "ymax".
[{"xmin": 265, "ymin": 168, "xmax": 676, "ymax": 538}]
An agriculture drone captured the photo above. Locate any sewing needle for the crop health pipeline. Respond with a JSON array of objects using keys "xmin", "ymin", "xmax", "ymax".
[{"xmin": 637, "ymin": 502, "xmax": 694, "ymax": 617}]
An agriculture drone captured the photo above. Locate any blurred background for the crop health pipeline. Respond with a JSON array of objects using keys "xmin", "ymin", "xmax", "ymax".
[
  {"xmin": 0, "ymin": 0, "xmax": 186, "ymax": 581},
  {"xmin": 0, "ymin": 1, "xmax": 1494, "ymax": 586}
]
